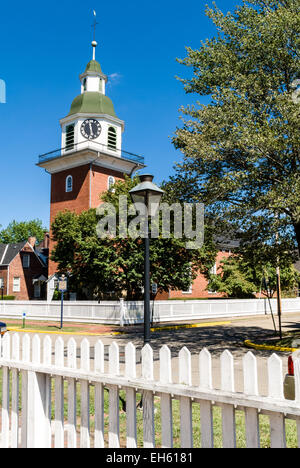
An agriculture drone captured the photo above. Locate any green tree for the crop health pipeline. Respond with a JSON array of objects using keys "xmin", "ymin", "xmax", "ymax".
[
  {"xmin": 0, "ymin": 219, "xmax": 47, "ymax": 244},
  {"xmin": 209, "ymin": 242, "xmax": 300, "ymax": 298},
  {"xmin": 168, "ymin": 0, "xmax": 300, "ymax": 259},
  {"xmin": 51, "ymin": 176, "xmax": 216, "ymax": 300}
]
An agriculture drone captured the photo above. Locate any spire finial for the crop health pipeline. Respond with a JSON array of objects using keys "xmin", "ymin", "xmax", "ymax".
[{"xmin": 91, "ymin": 10, "xmax": 98, "ymax": 60}]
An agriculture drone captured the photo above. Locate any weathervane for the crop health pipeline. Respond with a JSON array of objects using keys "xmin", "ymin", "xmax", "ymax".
[{"xmin": 91, "ymin": 10, "xmax": 98, "ymax": 60}]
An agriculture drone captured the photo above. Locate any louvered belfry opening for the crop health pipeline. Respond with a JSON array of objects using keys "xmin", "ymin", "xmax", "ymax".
[
  {"xmin": 66, "ymin": 124, "xmax": 75, "ymax": 151},
  {"xmin": 108, "ymin": 126, "xmax": 117, "ymax": 150}
]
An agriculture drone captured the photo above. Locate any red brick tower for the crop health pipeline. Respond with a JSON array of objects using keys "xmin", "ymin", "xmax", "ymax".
[{"xmin": 37, "ymin": 41, "xmax": 145, "ymax": 277}]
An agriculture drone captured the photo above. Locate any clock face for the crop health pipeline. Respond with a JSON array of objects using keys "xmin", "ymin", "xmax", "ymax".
[{"xmin": 80, "ymin": 119, "xmax": 102, "ymax": 140}]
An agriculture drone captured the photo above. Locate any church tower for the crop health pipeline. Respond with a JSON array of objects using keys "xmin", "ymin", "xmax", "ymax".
[{"xmin": 38, "ymin": 39, "xmax": 145, "ymax": 277}]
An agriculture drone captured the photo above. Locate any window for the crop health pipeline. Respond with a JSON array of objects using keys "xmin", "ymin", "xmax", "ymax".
[
  {"xmin": 66, "ymin": 175, "xmax": 73, "ymax": 193},
  {"xmin": 182, "ymin": 286, "xmax": 192, "ymax": 294},
  {"xmin": 210, "ymin": 263, "xmax": 217, "ymax": 275},
  {"xmin": 83, "ymin": 78, "xmax": 87, "ymax": 92},
  {"xmin": 108, "ymin": 176, "xmax": 115, "ymax": 192},
  {"xmin": 65, "ymin": 124, "xmax": 75, "ymax": 151},
  {"xmin": 108, "ymin": 127, "xmax": 117, "ymax": 150},
  {"xmin": 23, "ymin": 254, "xmax": 30, "ymax": 268},
  {"xmin": 0, "ymin": 278, "xmax": 4, "ymax": 289},
  {"xmin": 13, "ymin": 277, "xmax": 20, "ymax": 293}
]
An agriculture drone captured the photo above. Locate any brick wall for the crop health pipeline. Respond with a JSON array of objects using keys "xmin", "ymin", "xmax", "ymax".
[
  {"xmin": 156, "ymin": 250, "xmax": 232, "ymax": 300},
  {"xmin": 8, "ymin": 245, "xmax": 47, "ymax": 300},
  {"xmin": 49, "ymin": 163, "xmax": 125, "ymax": 276},
  {"xmin": 0, "ymin": 266, "xmax": 8, "ymax": 296}
]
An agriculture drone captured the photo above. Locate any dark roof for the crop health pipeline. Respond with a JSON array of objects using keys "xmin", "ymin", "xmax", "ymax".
[
  {"xmin": 215, "ymin": 236, "xmax": 241, "ymax": 250},
  {"xmin": 0, "ymin": 244, "xmax": 7, "ymax": 263},
  {"xmin": 0, "ymin": 241, "xmax": 27, "ymax": 265}
]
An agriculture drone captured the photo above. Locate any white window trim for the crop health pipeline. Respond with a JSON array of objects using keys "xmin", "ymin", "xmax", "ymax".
[
  {"xmin": 66, "ymin": 175, "xmax": 73, "ymax": 193},
  {"xmin": 210, "ymin": 262, "xmax": 217, "ymax": 275},
  {"xmin": 108, "ymin": 176, "xmax": 115, "ymax": 192},
  {"xmin": 182, "ymin": 284, "xmax": 193, "ymax": 294},
  {"xmin": 13, "ymin": 277, "xmax": 21, "ymax": 293}
]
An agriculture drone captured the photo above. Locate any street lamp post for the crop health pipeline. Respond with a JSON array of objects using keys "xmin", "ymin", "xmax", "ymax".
[
  {"xmin": 58, "ymin": 274, "xmax": 68, "ymax": 329},
  {"xmin": 129, "ymin": 174, "xmax": 164, "ymax": 345}
]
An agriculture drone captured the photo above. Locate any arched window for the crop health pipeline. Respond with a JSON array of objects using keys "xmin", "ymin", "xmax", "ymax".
[
  {"xmin": 108, "ymin": 176, "xmax": 115, "ymax": 192},
  {"xmin": 83, "ymin": 78, "xmax": 87, "ymax": 91},
  {"xmin": 108, "ymin": 127, "xmax": 117, "ymax": 150},
  {"xmin": 66, "ymin": 175, "xmax": 73, "ymax": 193},
  {"xmin": 65, "ymin": 124, "xmax": 75, "ymax": 151}
]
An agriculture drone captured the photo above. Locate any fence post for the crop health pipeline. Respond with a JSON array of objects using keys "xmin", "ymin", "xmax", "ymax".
[{"xmin": 27, "ymin": 335, "xmax": 51, "ymax": 448}]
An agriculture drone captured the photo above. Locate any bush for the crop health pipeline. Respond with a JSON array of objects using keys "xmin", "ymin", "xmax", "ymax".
[{"xmin": 0, "ymin": 296, "xmax": 15, "ymax": 301}]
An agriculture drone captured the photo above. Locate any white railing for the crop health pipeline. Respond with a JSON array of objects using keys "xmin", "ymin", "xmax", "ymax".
[
  {"xmin": 1, "ymin": 332, "xmax": 300, "ymax": 448},
  {"xmin": 0, "ymin": 297, "xmax": 300, "ymax": 325}
]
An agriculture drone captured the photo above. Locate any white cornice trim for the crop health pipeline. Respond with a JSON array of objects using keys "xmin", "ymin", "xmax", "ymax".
[
  {"xmin": 0, "ymin": 245, "xmax": 8, "ymax": 265},
  {"xmin": 60, "ymin": 112, "xmax": 125, "ymax": 131},
  {"xmin": 79, "ymin": 71, "xmax": 108, "ymax": 82},
  {"xmin": 37, "ymin": 149, "xmax": 145, "ymax": 175}
]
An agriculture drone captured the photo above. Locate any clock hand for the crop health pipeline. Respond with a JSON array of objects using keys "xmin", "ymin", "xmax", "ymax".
[{"xmin": 89, "ymin": 122, "xmax": 94, "ymax": 138}]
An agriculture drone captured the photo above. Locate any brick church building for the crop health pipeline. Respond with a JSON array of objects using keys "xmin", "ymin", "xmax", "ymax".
[{"xmin": 37, "ymin": 39, "xmax": 234, "ymax": 301}]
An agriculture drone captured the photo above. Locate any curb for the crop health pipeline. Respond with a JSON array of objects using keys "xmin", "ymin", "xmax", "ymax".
[
  {"xmin": 150, "ymin": 321, "xmax": 230, "ymax": 332},
  {"xmin": 244, "ymin": 339, "xmax": 297, "ymax": 353}
]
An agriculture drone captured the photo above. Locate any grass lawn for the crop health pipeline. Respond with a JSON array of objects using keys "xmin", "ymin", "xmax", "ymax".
[
  {"xmin": 1, "ymin": 319, "xmax": 115, "ymax": 334},
  {"xmin": 0, "ymin": 369, "xmax": 298, "ymax": 448},
  {"xmin": 266, "ymin": 331, "xmax": 300, "ymax": 350}
]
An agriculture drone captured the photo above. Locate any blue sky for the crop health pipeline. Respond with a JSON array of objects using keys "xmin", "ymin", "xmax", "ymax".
[{"xmin": 0, "ymin": 0, "xmax": 241, "ymax": 230}]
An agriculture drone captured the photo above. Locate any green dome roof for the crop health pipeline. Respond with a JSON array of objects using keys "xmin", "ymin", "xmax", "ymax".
[
  {"xmin": 68, "ymin": 92, "xmax": 117, "ymax": 117},
  {"xmin": 85, "ymin": 60, "xmax": 102, "ymax": 74}
]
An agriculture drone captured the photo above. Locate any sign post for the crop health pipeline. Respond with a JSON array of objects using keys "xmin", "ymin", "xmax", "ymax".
[
  {"xmin": 22, "ymin": 312, "xmax": 26, "ymax": 329},
  {"xmin": 58, "ymin": 274, "xmax": 68, "ymax": 329}
]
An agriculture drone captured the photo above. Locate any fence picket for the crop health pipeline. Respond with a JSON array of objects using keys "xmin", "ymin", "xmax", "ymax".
[
  {"xmin": 268, "ymin": 353, "xmax": 284, "ymax": 399},
  {"xmin": 268, "ymin": 354, "xmax": 286, "ymax": 448},
  {"xmin": 11, "ymin": 334, "xmax": 20, "ymax": 448},
  {"xmin": 67, "ymin": 338, "xmax": 77, "ymax": 448},
  {"xmin": 32, "ymin": 334, "xmax": 41, "ymax": 364},
  {"xmin": 94, "ymin": 340, "xmax": 105, "ymax": 448},
  {"xmin": 220, "ymin": 350, "xmax": 236, "ymax": 448},
  {"xmin": 199, "ymin": 348, "xmax": 213, "ymax": 448},
  {"xmin": 125, "ymin": 343, "xmax": 137, "ymax": 448},
  {"xmin": 179, "ymin": 347, "xmax": 193, "ymax": 448},
  {"xmin": 159, "ymin": 345, "xmax": 173, "ymax": 448},
  {"xmin": 80, "ymin": 339, "xmax": 90, "ymax": 448},
  {"xmin": 21, "ymin": 334, "xmax": 30, "ymax": 448},
  {"xmin": 108, "ymin": 342, "xmax": 120, "ymax": 448},
  {"xmin": 243, "ymin": 352, "xmax": 260, "ymax": 448},
  {"xmin": 54, "ymin": 337, "xmax": 65, "ymax": 448},
  {"xmin": 142, "ymin": 344, "xmax": 155, "ymax": 448},
  {"xmin": 43, "ymin": 335, "xmax": 52, "ymax": 365},
  {"xmin": 1, "ymin": 333, "xmax": 10, "ymax": 448},
  {"xmin": 27, "ymin": 335, "xmax": 52, "ymax": 448}
]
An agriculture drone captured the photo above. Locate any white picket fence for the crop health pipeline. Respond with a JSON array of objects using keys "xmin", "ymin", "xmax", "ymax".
[
  {"xmin": 1, "ymin": 297, "xmax": 300, "ymax": 325},
  {"xmin": 1, "ymin": 332, "xmax": 300, "ymax": 448}
]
